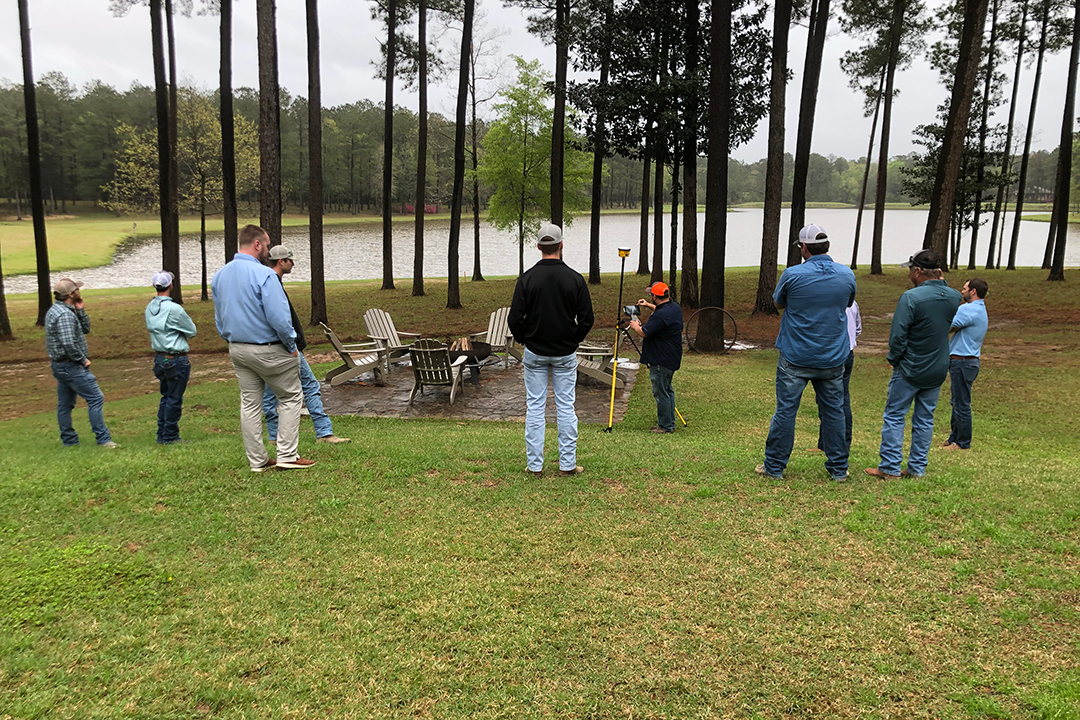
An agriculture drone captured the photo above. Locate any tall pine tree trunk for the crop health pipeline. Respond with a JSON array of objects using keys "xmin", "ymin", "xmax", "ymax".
[
  {"xmin": 1047, "ymin": 0, "xmax": 1079, "ymax": 282},
  {"xmin": 669, "ymin": 144, "xmax": 680, "ymax": 296},
  {"xmin": 220, "ymin": 0, "xmax": 238, "ymax": 261},
  {"xmin": 968, "ymin": 0, "xmax": 999, "ymax": 270},
  {"xmin": 871, "ymin": 0, "xmax": 906, "ymax": 275},
  {"xmin": 165, "ymin": 0, "xmax": 181, "ymax": 302},
  {"xmin": 755, "ymin": 0, "xmax": 790, "ymax": 314},
  {"xmin": 987, "ymin": 0, "xmax": 1027, "ymax": 269},
  {"xmin": 638, "ymin": 149, "xmax": 651, "ymax": 275},
  {"xmin": 0, "ymin": 238, "xmax": 11, "ymax": 338},
  {"xmin": 787, "ymin": 0, "xmax": 830, "ymax": 268},
  {"xmin": 852, "ymin": 71, "xmax": 884, "ymax": 270},
  {"xmin": 382, "ymin": 0, "xmax": 397, "ymax": 289},
  {"xmin": 588, "ymin": 0, "xmax": 612, "ymax": 286},
  {"xmin": 469, "ymin": 38, "xmax": 484, "ymax": 282},
  {"xmin": 550, "ymin": 0, "xmax": 569, "ymax": 226},
  {"xmin": 652, "ymin": 141, "xmax": 665, "ymax": 283},
  {"xmin": 924, "ymin": 0, "xmax": 990, "ymax": 258},
  {"xmin": 447, "ymin": 0, "xmax": 474, "ymax": 309},
  {"xmin": 700, "ymin": 0, "xmax": 730, "ymax": 350},
  {"xmin": 1009, "ymin": 1, "xmax": 1049, "ymax": 270},
  {"xmin": 150, "ymin": 0, "xmax": 174, "ymax": 302},
  {"xmin": 413, "ymin": 0, "xmax": 428, "ymax": 297},
  {"xmin": 680, "ymin": 0, "xmax": 700, "ymax": 308},
  {"xmin": 18, "ymin": 0, "xmax": 50, "ymax": 326},
  {"xmin": 257, "ymin": 0, "xmax": 282, "ymax": 247},
  {"xmin": 307, "ymin": 0, "xmax": 327, "ymax": 324}
]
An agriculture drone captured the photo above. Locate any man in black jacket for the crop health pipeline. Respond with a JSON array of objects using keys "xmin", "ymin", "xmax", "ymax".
[
  {"xmin": 508, "ymin": 224, "xmax": 595, "ymax": 478},
  {"xmin": 262, "ymin": 246, "xmax": 349, "ymax": 445}
]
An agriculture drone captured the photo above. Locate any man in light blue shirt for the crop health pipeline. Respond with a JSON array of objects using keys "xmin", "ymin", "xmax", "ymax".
[
  {"xmin": 944, "ymin": 278, "xmax": 988, "ymax": 450},
  {"xmin": 757, "ymin": 224, "xmax": 857, "ymax": 482},
  {"xmin": 145, "ymin": 271, "xmax": 197, "ymax": 444},
  {"xmin": 211, "ymin": 224, "xmax": 313, "ymax": 473}
]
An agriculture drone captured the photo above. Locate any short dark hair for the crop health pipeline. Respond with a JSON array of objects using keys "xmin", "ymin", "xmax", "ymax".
[
  {"xmin": 967, "ymin": 278, "xmax": 988, "ymax": 298},
  {"xmin": 238, "ymin": 224, "xmax": 267, "ymax": 248},
  {"xmin": 805, "ymin": 240, "xmax": 830, "ymax": 256}
]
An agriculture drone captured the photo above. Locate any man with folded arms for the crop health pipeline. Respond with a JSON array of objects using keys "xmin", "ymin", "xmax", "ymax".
[
  {"xmin": 44, "ymin": 278, "xmax": 117, "ymax": 448},
  {"xmin": 943, "ymin": 278, "xmax": 989, "ymax": 450},
  {"xmin": 866, "ymin": 249, "xmax": 961, "ymax": 480},
  {"xmin": 145, "ymin": 271, "xmax": 197, "ymax": 444},
  {"xmin": 211, "ymin": 224, "xmax": 314, "ymax": 472}
]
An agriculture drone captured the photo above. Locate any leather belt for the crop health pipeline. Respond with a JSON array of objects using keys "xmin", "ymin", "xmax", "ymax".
[
  {"xmin": 950, "ymin": 354, "xmax": 977, "ymax": 359},
  {"xmin": 232, "ymin": 341, "xmax": 282, "ymax": 346},
  {"xmin": 156, "ymin": 352, "xmax": 188, "ymax": 358}
]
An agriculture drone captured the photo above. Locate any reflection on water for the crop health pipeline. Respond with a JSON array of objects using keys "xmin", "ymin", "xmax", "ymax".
[{"xmin": 6, "ymin": 208, "xmax": 1078, "ymax": 293}]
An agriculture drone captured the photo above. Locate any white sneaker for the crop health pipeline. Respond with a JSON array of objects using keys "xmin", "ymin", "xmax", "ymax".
[
  {"xmin": 316, "ymin": 435, "xmax": 350, "ymax": 444},
  {"xmin": 100, "ymin": 441, "xmax": 120, "ymax": 449}
]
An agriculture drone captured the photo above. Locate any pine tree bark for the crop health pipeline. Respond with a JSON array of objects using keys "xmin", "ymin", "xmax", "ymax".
[
  {"xmin": 381, "ymin": 0, "xmax": 397, "ymax": 289},
  {"xmin": 637, "ymin": 149, "xmax": 651, "ymax": 275},
  {"xmin": 307, "ymin": 0, "xmax": 327, "ymax": 324},
  {"xmin": 0, "ymin": 239, "xmax": 11, "ymax": 337},
  {"xmin": 413, "ymin": 0, "xmax": 428, "ymax": 297},
  {"xmin": 923, "ymin": 0, "xmax": 990, "ymax": 258},
  {"xmin": 257, "ymin": 0, "xmax": 282, "ymax": 247},
  {"xmin": 1047, "ymin": 0, "xmax": 1079, "ymax": 281},
  {"xmin": 150, "ymin": 0, "xmax": 174, "ymax": 303},
  {"xmin": 550, "ymin": 0, "xmax": 569, "ymax": 226},
  {"xmin": 651, "ymin": 139, "xmax": 665, "ymax": 283},
  {"xmin": 447, "ymin": 0, "xmax": 474, "ymax": 309},
  {"xmin": 755, "ymin": 0, "xmax": 790, "ymax": 314},
  {"xmin": 852, "ymin": 72, "xmax": 885, "ymax": 270},
  {"xmin": 787, "ymin": 0, "xmax": 830, "ymax": 269},
  {"xmin": 871, "ymin": 0, "xmax": 906, "ymax": 275},
  {"xmin": 700, "ymin": 0, "xmax": 731, "ymax": 350},
  {"xmin": 469, "ymin": 38, "xmax": 484, "ymax": 282},
  {"xmin": 987, "ymin": 0, "xmax": 1027, "ymax": 269},
  {"xmin": 164, "ymin": 0, "xmax": 181, "ymax": 302},
  {"xmin": 968, "ymin": 0, "xmax": 998, "ymax": 270},
  {"xmin": 220, "ymin": 0, "xmax": 238, "ymax": 261},
  {"xmin": 1009, "ymin": 1, "xmax": 1049, "ymax": 270},
  {"xmin": 680, "ymin": 0, "xmax": 701, "ymax": 308},
  {"xmin": 588, "ymin": 0, "xmax": 613, "ymax": 286},
  {"xmin": 18, "ymin": 0, "xmax": 50, "ymax": 326}
]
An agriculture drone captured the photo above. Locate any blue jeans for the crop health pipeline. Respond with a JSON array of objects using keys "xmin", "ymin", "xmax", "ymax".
[
  {"xmin": 263, "ymin": 352, "xmax": 333, "ymax": 440},
  {"xmin": 649, "ymin": 364, "xmax": 676, "ymax": 432},
  {"xmin": 763, "ymin": 355, "xmax": 847, "ymax": 479},
  {"xmin": 818, "ymin": 350, "xmax": 855, "ymax": 449},
  {"xmin": 947, "ymin": 357, "xmax": 980, "ymax": 449},
  {"xmin": 153, "ymin": 354, "xmax": 190, "ymax": 443},
  {"xmin": 523, "ymin": 348, "xmax": 578, "ymax": 472},
  {"xmin": 878, "ymin": 368, "xmax": 941, "ymax": 476},
  {"xmin": 51, "ymin": 360, "xmax": 111, "ymax": 446}
]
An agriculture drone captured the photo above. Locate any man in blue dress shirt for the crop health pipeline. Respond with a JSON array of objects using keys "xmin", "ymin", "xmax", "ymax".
[
  {"xmin": 757, "ymin": 224, "xmax": 857, "ymax": 482},
  {"xmin": 943, "ymin": 278, "xmax": 988, "ymax": 450},
  {"xmin": 211, "ymin": 224, "xmax": 314, "ymax": 472}
]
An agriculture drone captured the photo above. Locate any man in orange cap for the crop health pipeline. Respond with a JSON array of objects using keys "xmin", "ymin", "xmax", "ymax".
[{"xmin": 629, "ymin": 281, "xmax": 682, "ymax": 433}]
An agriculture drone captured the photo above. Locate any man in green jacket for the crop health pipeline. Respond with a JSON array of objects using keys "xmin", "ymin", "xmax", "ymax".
[
  {"xmin": 865, "ymin": 250, "xmax": 961, "ymax": 480},
  {"xmin": 145, "ymin": 271, "xmax": 197, "ymax": 444}
]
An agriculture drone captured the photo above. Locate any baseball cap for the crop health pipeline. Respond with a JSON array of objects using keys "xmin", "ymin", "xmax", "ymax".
[
  {"xmin": 794, "ymin": 223, "xmax": 829, "ymax": 246},
  {"xmin": 646, "ymin": 281, "xmax": 669, "ymax": 296},
  {"xmin": 269, "ymin": 245, "xmax": 294, "ymax": 261},
  {"xmin": 536, "ymin": 223, "xmax": 563, "ymax": 246},
  {"xmin": 152, "ymin": 271, "xmax": 174, "ymax": 289},
  {"xmin": 900, "ymin": 249, "xmax": 942, "ymax": 270},
  {"xmin": 53, "ymin": 278, "xmax": 84, "ymax": 297}
]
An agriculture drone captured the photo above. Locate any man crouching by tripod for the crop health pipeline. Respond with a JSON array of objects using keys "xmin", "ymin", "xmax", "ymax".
[{"xmin": 629, "ymin": 282, "xmax": 682, "ymax": 434}]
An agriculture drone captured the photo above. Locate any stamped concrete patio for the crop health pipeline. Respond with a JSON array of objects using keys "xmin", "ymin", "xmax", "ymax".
[{"xmin": 313, "ymin": 353, "xmax": 639, "ymax": 423}]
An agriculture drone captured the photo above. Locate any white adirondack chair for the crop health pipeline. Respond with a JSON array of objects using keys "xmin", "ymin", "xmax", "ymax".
[
  {"xmin": 319, "ymin": 322, "xmax": 386, "ymax": 386},
  {"xmin": 408, "ymin": 339, "xmax": 468, "ymax": 405},
  {"xmin": 576, "ymin": 342, "xmax": 625, "ymax": 389},
  {"xmin": 363, "ymin": 308, "xmax": 421, "ymax": 372},
  {"xmin": 469, "ymin": 306, "xmax": 522, "ymax": 368}
]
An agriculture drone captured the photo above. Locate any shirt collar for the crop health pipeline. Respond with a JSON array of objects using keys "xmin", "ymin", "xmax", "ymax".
[
  {"xmin": 806, "ymin": 254, "xmax": 833, "ymax": 263},
  {"xmin": 970, "ymin": 298, "xmax": 985, "ymax": 306},
  {"xmin": 233, "ymin": 252, "xmax": 264, "ymax": 265}
]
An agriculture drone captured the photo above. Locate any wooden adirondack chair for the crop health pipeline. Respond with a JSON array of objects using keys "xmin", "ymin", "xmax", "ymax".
[
  {"xmin": 319, "ymin": 322, "xmax": 386, "ymax": 386},
  {"xmin": 576, "ymin": 342, "xmax": 625, "ymax": 389},
  {"xmin": 363, "ymin": 308, "xmax": 421, "ymax": 372},
  {"xmin": 469, "ymin": 306, "xmax": 522, "ymax": 368},
  {"xmin": 408, "ymin": 339, "xmax": 468, "ymax": 405}
]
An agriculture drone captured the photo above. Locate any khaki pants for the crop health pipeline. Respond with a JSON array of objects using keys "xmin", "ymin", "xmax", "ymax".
[{"xmin": 228, "ymin": 343, "xmax": 302, "ymax": 468}]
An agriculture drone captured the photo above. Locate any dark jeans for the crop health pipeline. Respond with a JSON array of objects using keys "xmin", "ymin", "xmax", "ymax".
[
  {"xmin": 153, "ymin": 354, "xmax": 191, "ymax": 443},
  {"xmin": 51, "ymin": 360, "xmax": 111, "ymax": 446},
  {"xmin": 764, "ymin": 355, "xmax": 848, "ymax": 479},
  {"xmin": 817, "ymin": 350, "xmax": 855, "ymax": 450},
  {"xmin": 649, "ymin": 364, "xmax": 676, "ymax": 432},
  {"xmin": 947, "ymin": 356, "xmax": 980, "ymax": 449}
]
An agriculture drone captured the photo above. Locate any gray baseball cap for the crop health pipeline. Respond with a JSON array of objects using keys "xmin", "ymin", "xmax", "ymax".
[{"xmin": 537, "ymin": 223, "xmax": 563, "ymax": 246}]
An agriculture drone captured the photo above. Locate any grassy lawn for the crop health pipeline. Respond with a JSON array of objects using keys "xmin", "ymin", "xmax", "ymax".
[{"xmin": 1, "ymin": 268, "xmax": 1078, "ymax": 717}]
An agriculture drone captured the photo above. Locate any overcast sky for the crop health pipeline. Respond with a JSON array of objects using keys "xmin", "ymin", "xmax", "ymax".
[{"xmin": 0, "ymin": 0, "xmax": 1071, "ymax": 163}]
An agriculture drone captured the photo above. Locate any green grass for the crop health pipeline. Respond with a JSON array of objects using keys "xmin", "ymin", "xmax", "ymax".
[
  {"xmin": 1, "ymin": 268, "xmax": 1078, "ymax": 717},
  {"xmin": 1022, "ymin": 213, "xmax": 1080, "ymax": 224}
]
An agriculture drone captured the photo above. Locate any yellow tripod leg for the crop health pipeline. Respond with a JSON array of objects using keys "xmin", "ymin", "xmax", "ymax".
[{"xmin": 605, "ymin": 329, "xmax": 621, "ymax": 431}]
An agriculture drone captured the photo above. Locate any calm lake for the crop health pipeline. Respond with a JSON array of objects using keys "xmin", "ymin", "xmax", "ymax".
[{"xmin": 6, "ymin": 208, "xmax": 1078, "ymax": 293}]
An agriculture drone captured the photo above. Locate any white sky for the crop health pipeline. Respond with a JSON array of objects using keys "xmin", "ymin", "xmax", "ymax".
[{"xmin": 0, "ymin": 0, "xmax": 1071, "ymax": 163}]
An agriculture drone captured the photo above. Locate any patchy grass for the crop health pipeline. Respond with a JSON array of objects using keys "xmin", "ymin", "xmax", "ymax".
[{"xmin": 0, "ymin": 265, "xmax": 1078, "ymax": 717}]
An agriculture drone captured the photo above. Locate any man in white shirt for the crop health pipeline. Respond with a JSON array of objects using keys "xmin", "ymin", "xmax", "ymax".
[{"xmin": 812, "ymin": 300, "xmax": 861, "ymax": 453}]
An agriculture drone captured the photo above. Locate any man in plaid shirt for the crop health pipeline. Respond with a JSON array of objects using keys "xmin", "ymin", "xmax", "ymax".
[{"xmin": 44, "ymin": 278, "xmax": 117, "ymax": 448}]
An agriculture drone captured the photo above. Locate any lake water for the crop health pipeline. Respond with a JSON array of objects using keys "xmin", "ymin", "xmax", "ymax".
[{"xmin": 5, "ymin": 207, "xmax": 1078, "ymax": 293}]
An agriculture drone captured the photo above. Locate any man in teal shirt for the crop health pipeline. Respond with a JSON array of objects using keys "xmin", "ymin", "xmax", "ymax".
[
  {"xmin": 866, "ymin": 250, "xmax": 961, "ymax": 480},
  {"xmin": 944, "ymin": 278, "xmax": 989, "ymax": 450},
  {"xmin": 145, "ymin": 271, "xmax": 197, "ymax": 444}
]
